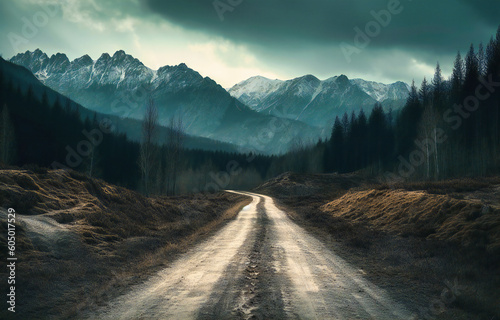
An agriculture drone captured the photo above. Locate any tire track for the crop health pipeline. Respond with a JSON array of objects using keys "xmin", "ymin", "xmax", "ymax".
[{"xmin": 87, "ymin": 191, "xmax": 414, "ymax": 319}]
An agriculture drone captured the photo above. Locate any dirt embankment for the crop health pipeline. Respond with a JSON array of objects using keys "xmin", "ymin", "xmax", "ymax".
[
  {"xmin": 322, "ymin": 188, "xmax": 500, "ymax": 254},
  {"xmin": 0, "ymin": 168, "xmax": 251, "ymax": 320},
  {"xmin": 257, "ymin": 172, "xmax": 500, "ymax": 319}
]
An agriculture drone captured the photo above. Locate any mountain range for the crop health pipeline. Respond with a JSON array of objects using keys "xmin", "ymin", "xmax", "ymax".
[
  {"xmin": 0, "ymin": 57, "xmax": 240, "ymax": 153},
  {"xmin": 228, "ymin": 75, "xmax": 409, "ymax": 128},
  {"xmin": 10, "ymin": 49, "xmax": 321, "ymax": 154},
  {"xmin": 9, "ymin": 49, "xmax": 409, "ymax": 153}
]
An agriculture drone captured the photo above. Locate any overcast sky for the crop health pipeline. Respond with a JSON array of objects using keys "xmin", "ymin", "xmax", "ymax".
[{"xmin": 1, "ymin": 0, "xmax": 498, "ymax": 87}]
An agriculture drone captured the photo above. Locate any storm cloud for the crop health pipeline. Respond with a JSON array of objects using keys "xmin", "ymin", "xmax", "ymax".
[
  {"xmin": 0, "ymin": 0, "xmax": 498, "ymax": 87},
  {"xmin": 143, "ymin": 0, "xmax": 498, "ymax": 53}
]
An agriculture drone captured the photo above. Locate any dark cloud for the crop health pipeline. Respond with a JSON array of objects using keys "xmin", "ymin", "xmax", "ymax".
[
  {"xmin": 1, "ymin": 0, "xmax": 497, "ymax": 86},
  {"xmin": 143, "ymin": 0, "xmax": 498, "ymax": 53}
]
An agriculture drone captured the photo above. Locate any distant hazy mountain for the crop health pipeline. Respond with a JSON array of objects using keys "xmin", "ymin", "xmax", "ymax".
[
  {"xmin": 228, "ymin": 75, "xmax": 409, "ymax": 128},
  {"xmin": 10, "ymin": 49, "xmax": 321, "ymax": 154}
]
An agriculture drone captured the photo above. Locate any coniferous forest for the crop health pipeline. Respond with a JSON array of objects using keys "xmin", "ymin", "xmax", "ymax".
[
  {"xmin": 313, "ymin": 26, "xmax": 500, "ymax": 182},
  {"xmin": 1, "ymin": 27, "xmax": 500, "ymax": 194}
]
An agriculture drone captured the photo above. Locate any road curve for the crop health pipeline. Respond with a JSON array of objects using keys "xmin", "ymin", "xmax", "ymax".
[{"xmin": 84, "ymin": 191, "xmax": 413, "ymax": 319}]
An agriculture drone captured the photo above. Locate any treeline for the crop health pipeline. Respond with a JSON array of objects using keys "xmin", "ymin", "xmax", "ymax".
[
  {"xmin": 0, "ymin": 64, "xmax": 273, "ymax": 192},
  {"xmin": 289, "ymin": 26, "xmax": 500, "ymax": 181},
  {"xmin": 135, "ymin": 97, "xmax": 276, "ymax": 195},
  {"xmin": 0, "ymin": 73, "xmax": 140, "ymax": 188},
  {"xmin": 1, "ymin": 26, "xmax": 499, "ymax": 193}
]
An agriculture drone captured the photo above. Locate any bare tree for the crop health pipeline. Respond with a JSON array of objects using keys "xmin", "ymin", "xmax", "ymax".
[
  {"xmin": 165, "ymin": 115, "xmax": 185, "ymax": 195},
  {"xmin": 139, "ymin": 98, "xmax": 159, "ymax": 195},
  {"xmin": 418, "ymin": 103, "xmax": 435, "ymax": 179},
  {"xmin": 431, "ymin": 64, "xmax": 445, "ymax": 179},
  {"xmin": 0, "ymin": 104, "xmax": 15, "ymax": 165}
]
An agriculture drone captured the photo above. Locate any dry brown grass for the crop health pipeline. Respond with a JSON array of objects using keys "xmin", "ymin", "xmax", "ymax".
[
  {"xmin": 257, "ymin": 172, "xmax": 500, "ymax": 319},
  {"xmin": 0, "ymin": 168, "xmax": 251, "ymax": 320},
  {"xmin": 321, "ymin": 189, "xmax": 500, "ymax": 255}
]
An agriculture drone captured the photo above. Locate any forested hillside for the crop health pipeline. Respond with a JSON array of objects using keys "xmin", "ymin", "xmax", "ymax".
[
  {"xmin": 316, "ymin": 27, "xmax": 500, "ymax": 181},
  {"xmin": 1, "ymin": 27, "xmax": 499, "ymax": 195}
]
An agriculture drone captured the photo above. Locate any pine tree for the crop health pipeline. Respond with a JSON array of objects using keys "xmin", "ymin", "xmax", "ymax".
[
  {"xmin": 478, "ymin": 43, "xmax": 486, "ymax": 76},
  {"xmin": 431, "ymin": 64, "xmax": 446, "ymax": 178},
  {"xmin": 341, "ymin": 112, "xmax": 349, "ymax": 136},
  {"xmin": 330, "ymin": 116, "xmax": 344, "ymax": 172},
  {"xmin": 419, "ymin": 77, "xmax": 431, "ymax": 106},
  {"xmin": 368, "ymin": 103, "xmax": 388, "ymax": 173},
  {"xmin": 357, "ymin": 109, "xmax": 368, "ymax": 169},
  {"xmin": 450, "ymin": 52, "xmax": 464, "ymax": 104},
  {"xmin": 396, "ymin": 80, "xmax": 422, "ymax": 157},
  {"xmin": 432, "ymin": 62, "xmax": 445, "ymax": 111}
]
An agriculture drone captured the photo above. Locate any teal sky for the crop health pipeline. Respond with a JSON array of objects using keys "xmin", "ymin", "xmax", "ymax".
[{"xmin": 1, "ymin": 0, "xmax": 498, "ymax": 87}]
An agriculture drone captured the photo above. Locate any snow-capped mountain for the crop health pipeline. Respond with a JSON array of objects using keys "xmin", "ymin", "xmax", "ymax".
[
  {"xmin": 0, "ymin": 56, "xmax": 241, "ymax": 153},
  {"xmin": 10, "ymin": 49, "xmax": 322, "ymax": 154},
  {"xmin": 229, "ymin": 75, "xmax": 409, "ymax": 128},
  {"xmin": 350, "ymin": 78, "xmax": 410, "ymax": 102}
]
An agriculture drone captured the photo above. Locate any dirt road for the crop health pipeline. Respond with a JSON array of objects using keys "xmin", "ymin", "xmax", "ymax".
[{"xmin": 84, "ymin": 192, "xmax": 413, "ymax": 319}]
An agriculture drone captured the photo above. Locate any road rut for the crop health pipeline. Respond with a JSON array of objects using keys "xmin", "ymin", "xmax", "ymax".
[{"xmin": 85, "ymin": 192, "xmax": 413, "ymax": 319}]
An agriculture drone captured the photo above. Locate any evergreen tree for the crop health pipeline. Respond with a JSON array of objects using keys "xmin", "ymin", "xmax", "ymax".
[
  {"xmin": 450, "ymin": 52, "xmax": 464, "ymax": 104},
  {"xmin": 368, "ymin": 103, "xmax": 389, "ymax": 173},
  {"xmin": 419, "ymin": 77, "xmax": 431, "ymax": 105},
  {"xmin": 329, "ymin": 116, "xmax": 344, "ymax": 172},
  {"xmin": 462, "ymin": 44, "xmax": 481, "ymax": 168},
  {"xmin": 432, "ymin": 62, "xmax": 445, "ymax": 111},
  {"xmin": 431, "ymin": 63, "xmax": 447, "ymax": 178},
  {"xmin": 478, "ymin": 43, "xmax": 486, "ymax": 76},
  {"xmin": 341, "ymin": 112, "xmax": 349, "ymax": 135},
  {"xmin": 396, "ymin": 80, "xmax": 422, "ymax": 157},
  {"xmin": 357, "ymin": 109, "xmax": 368, "ymax": 169}
]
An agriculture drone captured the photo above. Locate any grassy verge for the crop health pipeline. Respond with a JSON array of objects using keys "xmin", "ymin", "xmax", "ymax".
[
  {"xmin": 0, "ymin": 169, "xmax": 252, "ymax": 319},
  {"xmin": 257, "ymin": 172, "xmax": 500, "ymax": 319}
]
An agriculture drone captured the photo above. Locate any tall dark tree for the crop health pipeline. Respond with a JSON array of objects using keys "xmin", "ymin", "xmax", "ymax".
[
  {"xmin": 478, "ymin": 43, "xmax": 486, "ymax": 76},
  {"xmin": 368, "ymin": 103, "xmax": 390, "ymax": 173},
  {"xmin": 396, "ymin": 80, "xmax": 422, "ymax": 157},
  {"xmin": 356, "ymin": 109, "xmax": 369, "ymax": 169},
  {"xmin": 165, "ymin": 115, "xmax": 185, "ymax": 195},
  {"xmin": 450, "ymin": 52, "xmax": 465, "ymax": 104},
  {"xmin": 432, "ymin": 62, "xmax": 445, "ymax": 111},
  {"xmin": 419, "ymin": 77, "xmax": 431, "ymax": 106},
  {"xmin": 462, "ymin": 44, "xmax": 481, "ymax": 164},
  {"xmin": 341, "ymin": 112, "xmax": 349, "ymax": 136},
  {"xmin": 431, "ymin": 63, "xmax": 448, "ymax": 178},
  {"xmin": 329, "ymin": 116, "xmax": 344, "ymax": 172}
]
